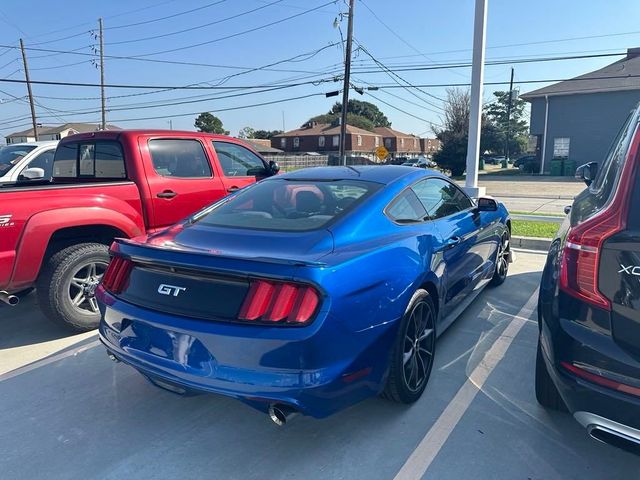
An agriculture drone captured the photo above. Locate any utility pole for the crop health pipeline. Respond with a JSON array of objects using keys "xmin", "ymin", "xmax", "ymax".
[
  {"xmin": 504, "ymin": 67, "xmax": 514, "ymax": 161},
  {"xmin": 168, "ymin": 120, "xmax": 173, "ymax": 130},
  {"xmin": 99, "ymin": 18, "xmax": 106, "ymax": 130},
  {"xmin": 339, "ymin": 0, "xmax": 355, "ymax": 166},
  {"xmin": 282, "ymin": 111, "xmax": 285, "ymax": 132},
  {"xmin": 19, "ymin": 39, "xmax": 38, "ymax": 141},
  {"xmin": 464, "ymin": 0, "xmax": 488, "ymax": 198}
]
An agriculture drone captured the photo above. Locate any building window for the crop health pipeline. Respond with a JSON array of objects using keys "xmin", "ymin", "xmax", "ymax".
[
  {"xmin": 553, "ymin": 137, "xmax": 570, "ymax": 158},
  {"xmin": 293, "ymin": 137, "xmax": 300, "ymax": 148},
  {"xmin": 384, "ymin": 138, "xmax": 392, "ymax": 148},
  {"xmin": 414, "ymin": 138, "xmax": 418, "ymax": 148},
  {"xmin": 357, "ymin": 135, "xmax": 362, "ymax": 147},
  {"xmin": 400, "ymin": 138, "xmax": 405, "ymax": 147},
  {"xmin": 280, "ymin": 137, "xmax": 286, "ymax": 149},
  {"xmin": 332, "ymin": 135, "xmax": 339, "ymax": 147},
  {"xmin": 318, "ymin": 136, "xmax": 325, "ymax": 147},
  {"xmin": 374, "ymin": 136, "xmax": 380, "ymax": 147}
]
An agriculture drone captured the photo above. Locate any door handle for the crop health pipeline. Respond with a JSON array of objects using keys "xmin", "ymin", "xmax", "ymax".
[
  {"xmin": 445, "ymin": 236, "xmax": 461, "ymax": 249},
  {"xmin": 227, "ymin": 186, "xmax": 240, "ymax": 193},
  {"xmin": 157, "ymin": 190, "xmax": 177, "ymax": 199}
]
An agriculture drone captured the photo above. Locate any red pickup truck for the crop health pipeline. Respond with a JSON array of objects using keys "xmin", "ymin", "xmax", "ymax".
[{"xmin": 0, "ymin": 130, "xmax": 277, "ymax": 330}]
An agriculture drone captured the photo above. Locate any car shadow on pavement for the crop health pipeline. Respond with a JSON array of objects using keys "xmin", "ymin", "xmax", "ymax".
[{"xmin": 0, "ymin": 291, "xmax": 84, "ymax": 350}]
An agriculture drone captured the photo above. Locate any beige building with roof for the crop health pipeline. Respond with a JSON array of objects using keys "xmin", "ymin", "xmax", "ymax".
[{"xmin": 5, "ymin": 123, "xmax": 121, "ymax": 144}]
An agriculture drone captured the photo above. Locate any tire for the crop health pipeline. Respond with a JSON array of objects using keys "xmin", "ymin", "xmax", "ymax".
[
  {"xmin": 36, "ymin": 243, "xmax": 110, "ymax": 332},
  {"xmin": 535, "ymin": 339, "xmax": 567, "ymax": 411},
  {"xmin": 382, "ymin": 289, "xmax": 437, "ymax": 404},
  {"xmin": 490, "ymin": 229, "xmax": 510, "ymax": 287}
]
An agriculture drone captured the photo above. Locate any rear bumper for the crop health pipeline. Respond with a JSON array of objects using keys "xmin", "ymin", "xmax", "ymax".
[
  {"xmin": 539, "ymin": 316, "xmax": 640, "ymax": 436},
  {"xmin": 97, "ymin": 288, "xmax": 398, "ymax": 418}
]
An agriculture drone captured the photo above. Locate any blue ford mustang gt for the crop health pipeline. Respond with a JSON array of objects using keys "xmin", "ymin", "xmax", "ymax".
[{"xmin": 97, "ymin": 166, "xmax": 511, "ymax": 422}]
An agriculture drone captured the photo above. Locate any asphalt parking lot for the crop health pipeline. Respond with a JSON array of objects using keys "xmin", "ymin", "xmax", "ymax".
[{"xmin": 1, "ymin": 251, "xmax": 638, "ymax": 479}]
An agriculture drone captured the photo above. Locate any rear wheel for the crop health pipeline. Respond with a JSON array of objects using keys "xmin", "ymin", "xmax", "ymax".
[
  {"xmin": 36, "ymin": 243, "xmax": 110, "ymax": 332},
  {"xmin": 382, "ymin": 289, "xmax": 436, "ymax": 404},
  {"xmin": 490, "ymin": 230, "xmax": 510, "ymax": 286},
  {"xmin": 535, "ymin": 339, "xmax": 567, "ymax": 411}
]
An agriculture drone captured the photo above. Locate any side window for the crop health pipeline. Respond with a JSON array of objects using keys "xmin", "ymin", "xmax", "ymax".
[
  {"xmin": 149, "ymin": 139, "xmax": 212, "ymax": 178},
  {"xmin": 412, "ymin": 178, "xmax": 473, "ymax": 220},
  {"xmin": 23, "ymin": 149, "xmax": 55, "ymax": 179},
  {"xmin": 212, "ymin": 141, "xmax": 266, "ymax": 177},
  {"xmin": 386, "ymin": 189, "xmax": 427, "ymax": 223},
  {"xmin": 53, "ymin": 141, "xmax": 126, "ymax": 179}
]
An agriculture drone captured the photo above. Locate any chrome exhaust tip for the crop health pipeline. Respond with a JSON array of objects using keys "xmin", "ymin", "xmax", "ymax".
[
  {"xmin": 0, "ymin": 291, "xmax": 19, "ymax": 306},
  {"xmin": 588, "ymin": 425, "xmax": 640, "ymax": 455},
  {"xmin": 107, "ymin": 352, "xmax": 121, "ymax": 363},
  {"xmin": 268, "ymin": 403, "xmax": 299, "ymax": 427}
]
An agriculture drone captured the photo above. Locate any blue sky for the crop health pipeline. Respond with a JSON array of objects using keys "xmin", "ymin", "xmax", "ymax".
[{"xmin": 0, "ymin": 0, "xmax": 639, "ymax": 139}]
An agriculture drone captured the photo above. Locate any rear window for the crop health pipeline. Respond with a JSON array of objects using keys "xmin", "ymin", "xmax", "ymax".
[
  {"xmin": 53, "ymin": 140, "xmax": 126, "ymax": 179},
  {"xmin": 196, "ymin": 179, "xmax": 379, "ymax": 231}
]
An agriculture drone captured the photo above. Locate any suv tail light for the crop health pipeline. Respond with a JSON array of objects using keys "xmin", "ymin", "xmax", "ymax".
[
  {"xmin": 559, "ymin": 213, "xmax": 624, "ymax": 310},
  {"xmin": 238, "ymin": 279, "xmax": 320, "ymax": 325},
  {"xmin": 559, "ymin": 133, "xmax": 639, "ymax": 310},
  {"xmin": 101, "ymin": 256, "xmax": 133, "ymax": 294}
]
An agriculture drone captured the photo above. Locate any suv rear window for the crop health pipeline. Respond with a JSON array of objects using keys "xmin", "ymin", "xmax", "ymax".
[
  {"xmin": 196, "ymin": 179, "xmax": 379, "ymax": 231},
  {"xmin": 54, "ymin": 141, "xmax": 126, "ymax": 179}
]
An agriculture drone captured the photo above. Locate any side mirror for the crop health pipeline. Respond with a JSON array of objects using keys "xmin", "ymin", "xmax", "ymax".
[
  {"xmin": 477, "ymin": 197, "xmax": 498, "ymax": 212},
  {"xmin": 268, "ymin": 160, "xmax": 280, "ymax": 175},
  {"xmin": 19, "ymin": 167, "xmax": 45, "ymax": 180},
  {"xmin": 575, "ymin": 162, "xmax": 598, "ymax": 186}
]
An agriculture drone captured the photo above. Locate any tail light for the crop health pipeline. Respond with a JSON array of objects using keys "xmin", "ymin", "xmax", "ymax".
[
  {"xmin": 561, "ymin": 362, "xmax": 640, "ymax": 397},
  {"xmin": 238, "ymin": 279, "xmax": 320, "ymax": 325},
  {"xmin": 559, "ymin": 213, "xmax": 624, "ymax": 310},
  {"xmin": 101, "ymin": 256, "xmax": 133, "ymax": 294},
  {"xmin": 559, "ymin": 131, "xmax": 639, "ymax": 310}
]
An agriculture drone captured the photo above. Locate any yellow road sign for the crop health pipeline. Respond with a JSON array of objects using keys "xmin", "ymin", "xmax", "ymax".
[{"xmin": 375, "ymin": 145, "xmax": 389, "ymax": 161}]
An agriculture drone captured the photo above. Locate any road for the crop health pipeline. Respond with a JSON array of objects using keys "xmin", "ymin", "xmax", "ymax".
[{"xmin": 1, "ymin": 251, "xmax": 638, "ymax": 479}]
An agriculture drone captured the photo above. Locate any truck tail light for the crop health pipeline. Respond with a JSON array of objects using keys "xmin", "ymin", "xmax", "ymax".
[
  {"xmin": 238, "ymin": 279, "xmax": 320, "ymax": 325},
  {"xmin": 101, "ymin": 256, "xmax": 133, "ymax": 294}
]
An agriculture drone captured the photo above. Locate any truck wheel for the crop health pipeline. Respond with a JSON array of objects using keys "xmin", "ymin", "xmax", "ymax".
[{"xmin": 36, "ymin": 243, "xmax": 110, "ymax": 332}]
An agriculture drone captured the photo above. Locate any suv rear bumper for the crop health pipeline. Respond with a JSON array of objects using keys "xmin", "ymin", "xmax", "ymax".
[{"xmin": 539, "ymin": 321, "xmax": 640, "ymax": 438}]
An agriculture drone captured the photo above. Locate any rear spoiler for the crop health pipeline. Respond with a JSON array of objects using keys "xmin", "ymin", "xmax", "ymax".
[{"xmin": 114, "ymin": 238, "xmax": 328, "ymax": 268}]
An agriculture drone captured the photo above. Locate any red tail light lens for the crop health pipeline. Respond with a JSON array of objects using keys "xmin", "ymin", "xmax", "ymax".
[
  {"xmin": 561, "ymin": 362, "xmax": 640, "ymax": 397},
  {"xmin": 238, "ymin": 279, "xmax": 320, "ymax": 325},
  {"xmin": 101, "ymin": 256, "xmax": 133, "ymax": 294},
  {"xmin": 559, "ymin": 214, "xmax": 623, "ymax": 310}
]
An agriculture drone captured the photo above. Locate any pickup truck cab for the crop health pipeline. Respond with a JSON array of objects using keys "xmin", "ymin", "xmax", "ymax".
[
  {"xmin": 0, "ymin": 141, "xmax": 58, "ymax": 184},
  {"xmin": 0, "ymin": 130, "xmax": 278, "ymax": 330}
]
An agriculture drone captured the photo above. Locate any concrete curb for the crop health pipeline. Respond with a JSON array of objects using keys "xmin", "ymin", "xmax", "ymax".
[
  {"xmin": 494, "ymin": 193, "xmax": 576, "ymax": 200},
  {"xmin": 511, "ymin": 236, "xmax": 552, "ymax": 252}
]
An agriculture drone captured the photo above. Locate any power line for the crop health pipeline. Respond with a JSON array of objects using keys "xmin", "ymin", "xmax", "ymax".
[
  {"xmin": 106, "ymin": 0, "xmax": 229, "ymax": 31},
  {"xmin": 106, "ymin": 0, "xmax": 283, "ymax": 45}
]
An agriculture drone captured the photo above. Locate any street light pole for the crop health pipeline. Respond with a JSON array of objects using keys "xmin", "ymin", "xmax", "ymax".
[
  {"xmin": 504, "ymin": 67, "xmax": 514, "ymax": 161},
  {"xmin": 464, "ymin": 0, "xmax": 488, "ymax": 198},
  {"xmin": 339, "ymin": 0, "xmax": 355, "ymax": 166}
]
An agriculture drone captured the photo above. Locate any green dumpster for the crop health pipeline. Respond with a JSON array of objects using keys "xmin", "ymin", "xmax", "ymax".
[
  {"xmin": 550, "ymin": 159, "xmax": 564, "ymax": 176},
  {"xmin": 501, "ymin": 160, "xmax": 508, "ymax": 169},
  {"xmin": 563, "ymin": 159, "xmax": 576, "ymax": 177},
  {"xmin": 479, "ymin": 158, "xmax": 485, "ymax": 170}
]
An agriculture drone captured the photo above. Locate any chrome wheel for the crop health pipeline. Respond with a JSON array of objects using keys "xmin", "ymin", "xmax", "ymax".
[
  {"xmin": 496, "ymin": 232, "xmax": 510, "ymax": 278},
  {"xmin": 402, "ymin": 300, "xmax": 436, "ymax": 393},
  {"xmin": 67, "ymin": 261, "xmax": 108, "ymax": 314}
]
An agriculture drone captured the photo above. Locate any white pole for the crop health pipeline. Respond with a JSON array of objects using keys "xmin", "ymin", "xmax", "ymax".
[
  {"xmin": 540, "ymin": 95, "xmax": 549, "ymax": 175},
  {"xmin": 464, "ymin": 0, "xmax": 488, "ymax": 198}
]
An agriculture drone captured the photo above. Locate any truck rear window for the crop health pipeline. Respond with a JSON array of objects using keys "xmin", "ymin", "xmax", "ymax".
[
  {"xmin": 196, "ymin": 178, "xmax": 379, "ymax": 231},
  {"xmin": 54, "ymin": 141, "xmax": 126, "ymax": 179}
]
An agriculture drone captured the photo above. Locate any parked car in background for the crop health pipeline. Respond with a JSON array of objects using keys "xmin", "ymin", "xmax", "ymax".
[
  {"xmin": 0, "ymin": 130, "xmax": 278, "ymax": 330},
  {"xmin": 0, "ymin": 141, "xmax": 57, "ymax": 184},
  {"xmin": 536, "ymin": 106, "xmax": 640, "ymax": 454},
  {"xmin": 98, "ymin": 165, "xmax": 512, "ymax": 422},
  {"xmin": 401, "ymin": 157, "xmax": 437, "ymax": 169},
  {"xmin": 514, "ymin": 154, "xmax": 540, "ymax": 173}
]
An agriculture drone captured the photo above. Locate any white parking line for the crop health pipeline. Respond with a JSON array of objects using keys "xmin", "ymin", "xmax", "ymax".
[
  {"xmin": 393, "ymin": 289, "xmax": 539, "ymax": 480},
  {"xmin": 0, "ymin": 338, "xmax": 100, "ymax": 382}
]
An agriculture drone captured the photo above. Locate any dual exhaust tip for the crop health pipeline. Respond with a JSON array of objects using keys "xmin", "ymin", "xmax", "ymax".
[
  {"xmin": 0, "ymin": 291, "xmax": 19, "ymax": 306},
  {"xmin": 588, "ymin": 425, "xmax": 640, "ymax": 455}
]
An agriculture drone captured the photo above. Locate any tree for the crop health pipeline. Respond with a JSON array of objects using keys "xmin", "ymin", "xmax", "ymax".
[
  {"xmin": 238, "ymin": 126, "xmax": 255, "ymax": 139},
  {"xmin": 433, "ymin": 88, "xmax": 502, "ymax": 177},
  {"xmin": 194, "ymin": 112, "xmax": 229, "ymax": 135},
  {"xmin": 252, "ymin": 129, "xmax": 283, "ymax": 139},
  {"xmin": 306, "ymin": 99, "xmax": 391, "ymax": 132},
  {"xmin": 485, "ymin": 91, "xmax": 529, "ymax": 157}
]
